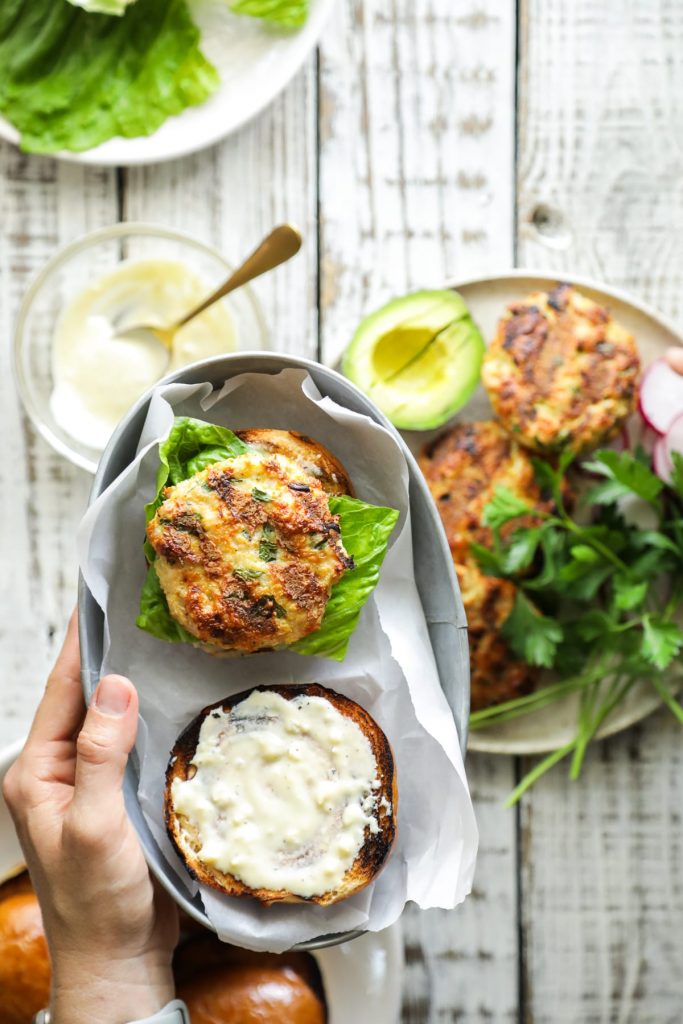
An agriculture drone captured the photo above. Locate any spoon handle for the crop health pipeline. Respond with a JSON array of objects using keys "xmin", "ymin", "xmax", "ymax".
[{"xmin": 175, "ymin": 224, "xmax": 302, "ymax": 330}]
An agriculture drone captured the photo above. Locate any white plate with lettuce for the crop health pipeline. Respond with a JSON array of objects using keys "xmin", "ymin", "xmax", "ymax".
[{"xmin": 0, "ymin": 0, "xmax": 334, "ymax": 165}]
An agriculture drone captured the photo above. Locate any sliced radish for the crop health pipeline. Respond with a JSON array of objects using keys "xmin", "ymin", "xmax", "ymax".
[
  {"xmin": 656, "ymin": 408, "xmax": 683, "ymax": 484},
  {"xmin": 653, "ymin": 434, "xmax": 673, "ymax": 483},
  {"xmin": 639, "ymin": 357, "xmax": 683, "ymax": 435}
]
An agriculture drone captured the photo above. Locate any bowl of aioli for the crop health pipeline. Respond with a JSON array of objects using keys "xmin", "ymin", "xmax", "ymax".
[{"xmin": 13, "ymin": 223, "xmax": 268, "ymax": 474}]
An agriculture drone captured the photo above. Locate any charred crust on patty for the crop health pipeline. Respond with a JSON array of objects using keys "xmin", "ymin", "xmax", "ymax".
[
  {"xmin": 146, "ymin": 431, "xmax": 355, "ymax": 653},
  {"xmin": 482, "ymin": 284, "xmax": 640, "ymax": 453},
  {"xmin": 235, "ymin": 429, "xmax": 353, "ymax": 497},
  {"xmin": 165, "ymin": 684, "xmax": 397, "ymax": 907},
  {"xmin": 420, "ymin": 421, "xmax": 547, "ymax": 709}
]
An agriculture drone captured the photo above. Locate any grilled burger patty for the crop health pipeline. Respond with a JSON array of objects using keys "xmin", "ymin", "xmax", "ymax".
[
  {"xmin": 419, "ymin": 421, "xmax": 551, "ymax": 710},
  {"xmin": 482, "ymin": 283, "xmax": 640, "ymax": 453},
  {"xmin": 146, "ymin": 431, "xmax": 354, "ymax": 653}
]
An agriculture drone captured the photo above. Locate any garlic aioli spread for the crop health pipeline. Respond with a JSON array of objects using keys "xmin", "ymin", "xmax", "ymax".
[
  {"xmin": 171, "ymin": 690, "xmax": 383, "ymax": 899},
  {"xmin": 50, "ymin": 259, "xmax": 236, "ymax": 452}
]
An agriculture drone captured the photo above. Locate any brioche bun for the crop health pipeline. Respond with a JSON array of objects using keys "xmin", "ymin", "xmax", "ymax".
[
  {"xmin": 0, "ymin": 872, "xmax": 50, "ymax": 1024},
  {"xmin": 174, "ymin": 933, "xmax": 327, "ymax": 1024},
  {"xmin": 178, "ymin": 963, "xmax": 326, "ymax": 1024},
  {"xmin": 166, "ymin": 684, "xmax": 397, "ymax": 906}
]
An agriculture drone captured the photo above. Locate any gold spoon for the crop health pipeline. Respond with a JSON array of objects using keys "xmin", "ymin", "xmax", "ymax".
[{"xmin": 115, "ymin": 223, "xmax": 302, "ymax": 356}]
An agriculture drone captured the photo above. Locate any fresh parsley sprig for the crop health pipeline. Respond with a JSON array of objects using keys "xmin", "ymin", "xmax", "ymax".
[{"xmin": 470, "ymin": 447, "xmax": 683, "ymax": 801}]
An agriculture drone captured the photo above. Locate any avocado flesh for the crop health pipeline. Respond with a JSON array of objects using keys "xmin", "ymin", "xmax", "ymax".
[{"xmin": 342, "ymin": 290, "xmax": 484, "ymax": 430}]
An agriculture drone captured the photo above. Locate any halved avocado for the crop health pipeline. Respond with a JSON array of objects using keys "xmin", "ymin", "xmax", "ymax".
[{"xmin": 342, "ymin": 289, "xmax": 484, "ymax": 430}]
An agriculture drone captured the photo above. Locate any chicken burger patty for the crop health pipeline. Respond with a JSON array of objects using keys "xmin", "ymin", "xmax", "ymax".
[
  {"xmin": 482, "ymin": 283, "xmax": 640, "ymax": 453},
  {"xmin": 419, "ymin": 421, "xmax": 551, "ymax": 708},
  {"xmin": 146, "ymin": 435, "xmax": 354, "ymax": 653}
]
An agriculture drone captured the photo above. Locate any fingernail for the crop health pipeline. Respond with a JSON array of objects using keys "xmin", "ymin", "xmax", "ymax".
[{"xmin": 94, "ymin": 676, "xmax": 131, "ymax": 717}]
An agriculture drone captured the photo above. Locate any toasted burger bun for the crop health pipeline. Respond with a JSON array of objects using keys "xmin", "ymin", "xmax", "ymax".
[
  {"xmin": 177, "ymin": 964, "xmax": 326, "ymax": 1024},
  {"xmin": 0, "ymin": 873, "xmax": 50, "ymax": 1024},
  {"xmin": 165, "ymin": 684, "xmax": 397, "ymax": 907}
]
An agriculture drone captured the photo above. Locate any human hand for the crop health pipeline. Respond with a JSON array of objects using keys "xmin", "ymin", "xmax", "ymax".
[{"xmin": 2, "ymin": 613, "xmax": 179, "ymax": 1024}]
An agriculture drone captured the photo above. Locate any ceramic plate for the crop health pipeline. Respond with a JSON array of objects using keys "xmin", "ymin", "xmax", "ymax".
[
  {"xmin": 403, "ymin": 270, "xmax": 682, "ymax": 756},
  {"xmin": 0, "ymin": 739, "xmax": 403, "ymax": 1023},
  {"xmin": 0, "ymin": 0, "xmax": 335, "ymax": 166}
]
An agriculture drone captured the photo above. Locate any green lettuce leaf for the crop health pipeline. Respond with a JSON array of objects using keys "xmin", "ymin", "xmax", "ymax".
[
  {"xmin": 137, "ymin": 565, "xmax": 195, "ymax": 644},
  {"xmin": 143, "ymin": 417, "xmax": 247, "ymax": 562},
  {"xmin": 0, "ymin": 0, "xmax": 219, "ymax": 154},
  {"xmin": 229, "ymin": 0, "xmax": 309, "ymax": 29},
  {"xmin": 67, "ymin": 0, "xmax": 137, "ymax": 14},
  {"xmin": 136, "ymin": 416, "xmax": 398, "ymax": 660},
  {"xmin": 291, "ymin": 495, "xmax": 399, "ymax": 660}
]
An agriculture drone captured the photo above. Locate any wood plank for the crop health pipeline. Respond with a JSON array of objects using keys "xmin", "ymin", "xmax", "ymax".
[
  {"xmin": 318, "ymin": 0, "xmax": 516, "ymax": 369},
  {"xmin": 318, "ymin": 3, "xmax": 519, "ymax": 1019},
  {"xmin": 0, "ymin": 147, "xmax": 117, "ymax": 750},
  {"xmin": 0, "ymin": 61, "xmax": 318, "ymax": 754},
  {"xmin": 124, "ymin": 61, "xmax": 319, "ymax": 359},
  {"xmin": 517, "ymin": 1, "xmax": 683, "ymax": 1019}
]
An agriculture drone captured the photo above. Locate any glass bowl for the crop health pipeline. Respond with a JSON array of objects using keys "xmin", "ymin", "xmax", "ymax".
[{"xmin": 13, "ymin": 223, "xmax": 269, "ymax": 474}]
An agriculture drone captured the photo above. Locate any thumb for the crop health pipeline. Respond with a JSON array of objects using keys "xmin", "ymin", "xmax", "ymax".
[{"xmin": 72, "ymin": 675, "xmax": 139, "ymax": 814}]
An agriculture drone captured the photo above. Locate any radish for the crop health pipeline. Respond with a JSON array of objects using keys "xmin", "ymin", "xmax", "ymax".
[
  {"xmin": 653, "ymin": 434, "xmax": 673, "ymax": 483},
  {"xmin": 653, "ymin": 409, "xmax": 683, "ymax": 484},
  {"xmin": 639, "ymin": 357, "xmax": 683, "ymax": 435}
]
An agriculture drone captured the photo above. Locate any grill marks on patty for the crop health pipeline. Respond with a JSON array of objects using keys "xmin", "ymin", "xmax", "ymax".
[
  {"xmin": 483, "ymin": 285, "xmax": 640, "ymax": 453},
  {"xmin": 147, "ymin": 442, "xmax": 353, "ymax": 653},
  {"xmin": 419, "ymin": 421, "xmax": 549, "ymax": 710}
]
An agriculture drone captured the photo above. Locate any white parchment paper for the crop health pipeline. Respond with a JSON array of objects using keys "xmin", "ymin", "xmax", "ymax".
[{"xmin": 78, "ymin": 369, "xmax": 478, "ymax": 951}]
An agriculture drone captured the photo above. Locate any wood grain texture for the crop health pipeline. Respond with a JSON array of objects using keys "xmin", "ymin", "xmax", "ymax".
[
  {"xmin": 317, "ymin": 0, "xmax": 516, "ymax": 368},
  {"xmin": 517, "ymin": 1, "xmax": 683, "ymax": 1020},
  {"xmin": 0, "ymin": 146, "xmax": 115, "ymax": 750},
  {"xmin": 124, "ymin": 63, "xmax": 319, "ymax": 359},
  {"xmin": 318, "ymin": 2, "xmax": 519, "ymax": 1019}
]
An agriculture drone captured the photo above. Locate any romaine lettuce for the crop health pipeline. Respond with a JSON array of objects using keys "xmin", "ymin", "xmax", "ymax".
[
  {"xmin": 68, "ymin": 0, "xmax": 137, "ymax": 14},
  {"xmin": 0, "ymin": 0, "xmax": 219, "ymax": 154},
  {"xmin": 230, "ymin": 0, "xmax": 310, "ymax": 29},
  {"xmin": 137, "ymin": 416, "xmax": 399, "ymax": 661}
]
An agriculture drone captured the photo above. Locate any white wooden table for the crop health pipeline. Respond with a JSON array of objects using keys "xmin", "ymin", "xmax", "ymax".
[{"xmin": 1, "ymin": 1, "xmax": 683, "ymax": 1020}]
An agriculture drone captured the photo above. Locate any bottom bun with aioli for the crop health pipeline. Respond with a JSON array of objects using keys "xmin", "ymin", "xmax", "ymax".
[{"xmin": 165, "ymin": 684, "xmax": 397, "ymax": 906}]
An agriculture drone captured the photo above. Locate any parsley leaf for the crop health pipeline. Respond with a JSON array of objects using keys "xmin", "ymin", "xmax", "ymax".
[
  {"xmin": 573, "ymin": 609, "xmax": 617, "ymax": 642},
  {"xmin": 524, "ymin": 529, "xmax": 566, "ymax": 591},
  {"xmin": 570, "ymin": 544, "xmax": 599, "ymax": 563},
  {"xmin": 670, "ymin": 452, "xmax": 683, "ymax": 499},
  {"xmin": 500, "ymin": 527, "xmax": 544, "ymax": 573},
  {"xmin": 641, "ymin": 617, "xmax": 683, "ymax": 670},
  {"xmin": 583, "ymin": 450, "xmax": 663, "ymax": 505},
  {"xmin": 252, "ymin": 487, "xmax": 270, "ymax": 503},
  {"xmin": 470, "ymin": 542, "xmax": 506, "ymax": 576},
  {"xmin": 259, "ymin": 524, "xmax": 278, "ymax": 562},
  {"xmin": 502, "ymin": 592, "xmax": 563, "ymax": 668},
  {"xmin": 482, "ymin": 487, "xmax": 535, "ymax": 529},
  {"xmin": 612, "ymin": 575, "xmax": 648, "ymax": 611},
  {"xmin": 234, "ymin": 568, "xmax": 263, "ymax": 582}
]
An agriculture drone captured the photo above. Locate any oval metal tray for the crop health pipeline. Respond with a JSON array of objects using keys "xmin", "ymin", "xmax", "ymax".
[{"xmin": 78, "ymin": 352, "xmax": 469, "ymax": 949}]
